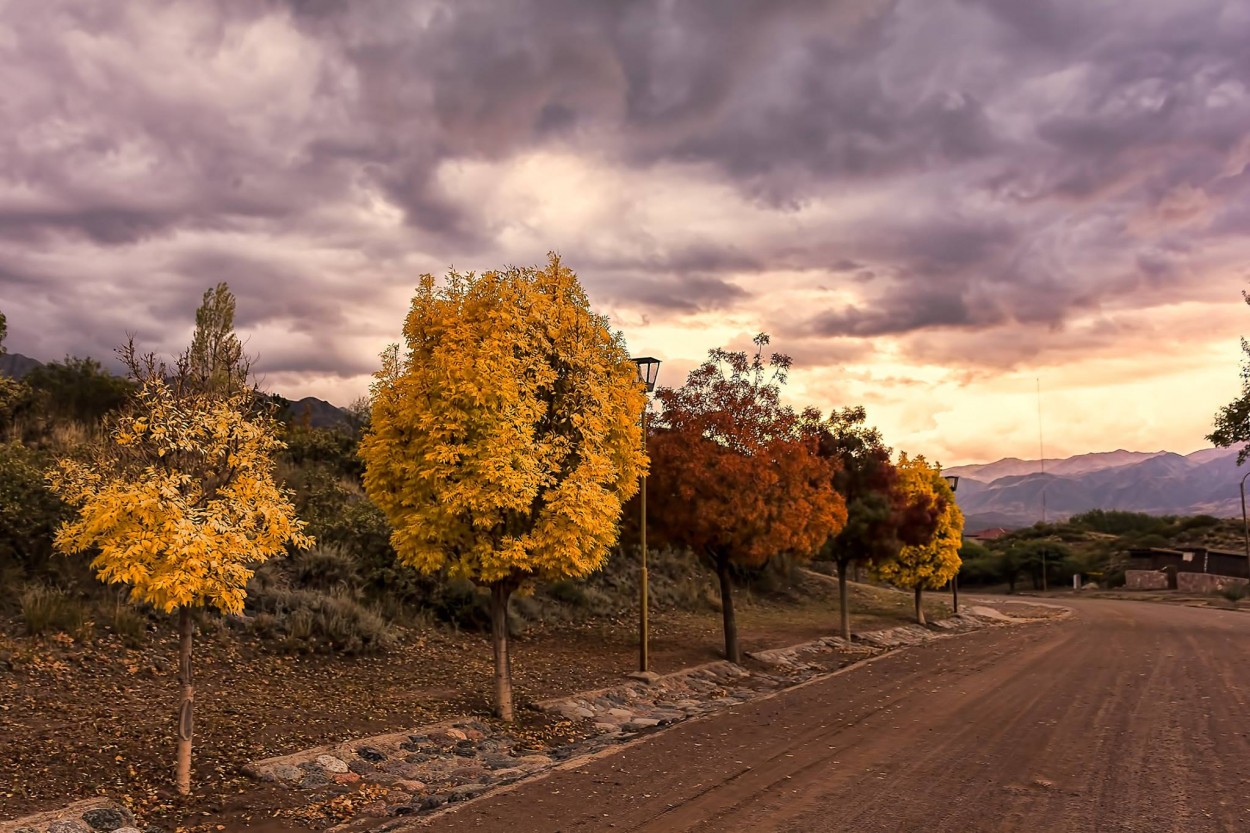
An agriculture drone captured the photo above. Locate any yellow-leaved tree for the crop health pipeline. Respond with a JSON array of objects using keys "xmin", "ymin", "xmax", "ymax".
[
  {"xmin": 48, "ymin": 322, "xmax": 312, "ymax": 795},
  {"xmin": 875, "ymin": 452, "xmax": 963, "ymax": 625},
  {"xmin": 361, "ymin": 254, "xmax": 645, "ymax": 720}
]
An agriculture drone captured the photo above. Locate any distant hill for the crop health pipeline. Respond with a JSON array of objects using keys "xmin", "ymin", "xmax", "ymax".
[
  {"xmin": 947, "ymin": 448, "xmax": 1245, "ymax": 531},
  {"xmin": 0, "ymin": 352, "xmax": 43, "ymax": 378},
  {"xmin": 281, "ymin": 396, "xmax": 352, "ymax": 430},
  {"xmin": 1, "ymin": 351, "xmax": 352, "ymax": 430}
]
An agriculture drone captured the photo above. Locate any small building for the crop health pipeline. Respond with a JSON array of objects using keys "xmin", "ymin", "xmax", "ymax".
[{"xmin": 1125, "ymin": 546, "xmax": 1249, "ymax": 592}]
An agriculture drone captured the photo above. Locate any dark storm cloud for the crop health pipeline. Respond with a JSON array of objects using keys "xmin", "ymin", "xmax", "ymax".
[{"xmin": 1, "ymin": 0, "xmax": 1249, "ymax": 390}]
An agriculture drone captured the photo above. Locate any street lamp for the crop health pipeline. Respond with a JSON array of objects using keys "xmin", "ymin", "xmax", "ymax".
[
  {"xmin": 944, "ymin": 475, "xmax": 960, "ymax": 614},
  {"xmin": 1240, "ymin": 471, "xmax": 1250, "ymax": 574},
  {"xmin": 632, "ymin": 356, "xmax": 661, "ymax": 673}
]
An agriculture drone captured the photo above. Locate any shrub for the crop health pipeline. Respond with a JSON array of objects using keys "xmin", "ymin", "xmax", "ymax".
[
  {"xmin": 290, "ymin": 547, "xmax": 363, "ymax": 594},
  {"xmin": 1220, "ymin": 583, "xmax": 1249, "ymax": 602},
  {"xmin": 101, "ymin": 596, "xmax": 149, "ymax": 646},
  {"xmin": 20, "ymin": 584, "xmax": 87, "ymax": 636},
  {"xmin": 244, "ymin": 584, "xmax": 395, "ymax": 654}
]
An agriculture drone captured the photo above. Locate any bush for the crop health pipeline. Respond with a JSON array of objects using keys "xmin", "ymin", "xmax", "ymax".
[
  {"xmin": 426, "ymin": 579, "xmax": 493, "ymax": 632},
  {"xmin": 244, "ymin": 584, "xmax": 396, "ymax": 654},
  {"xmin": 100, "ymin": 595, "xmax": 149, "ymax": 646},
  {"xmin": 1220, "ymin": 583, "xmax": 1249, "ymax": 602},
  {"xmin": 0, "ymin": 443, "xmax": 67, "ymax": 580},
  {"xmin": 290, "ymin": 547, "xmax": 363, "ymax": 594},
  {"xmin": 20, "ymin": 584, "xmax": 87, "ymax": 636}
]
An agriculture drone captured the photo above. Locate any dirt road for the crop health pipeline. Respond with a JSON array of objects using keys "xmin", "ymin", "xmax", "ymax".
[{"xmin": 412, "ymin": 598, "xmax": 1250, "ymax": 832}]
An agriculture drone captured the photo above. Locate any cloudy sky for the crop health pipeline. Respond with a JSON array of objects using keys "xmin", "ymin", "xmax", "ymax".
[{"xmin": 2, "ymin": 0, "xmax": 1248, "ymax": 465}]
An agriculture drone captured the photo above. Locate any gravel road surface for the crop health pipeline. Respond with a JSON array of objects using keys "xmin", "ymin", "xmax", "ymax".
[{"xmin": 411, "ymin": 598, "xmax": 1250, "ymax": 832}]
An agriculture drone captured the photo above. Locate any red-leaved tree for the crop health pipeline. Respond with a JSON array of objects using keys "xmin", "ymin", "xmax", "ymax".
[{"xmin": 646, "ymin": 335, "xmax": 847, "ymax": 663}]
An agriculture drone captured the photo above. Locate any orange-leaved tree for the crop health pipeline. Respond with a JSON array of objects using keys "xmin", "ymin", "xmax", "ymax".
[
  {"xmin": 48, "ymin": 333, "xmax": 312, "ymax": 795},
  {"xmin": 874, "ymin": 452, "xmax": 962, "ymax": 624},
  {"xmin": 647, "ymin": 335, "xmax": 847, "ymax": 663},
  {"xmin": 360, "ymin": 254, "xmax": 645, "ymax": 720}
]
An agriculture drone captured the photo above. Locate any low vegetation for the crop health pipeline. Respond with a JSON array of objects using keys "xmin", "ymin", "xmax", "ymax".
[{"xmin": 957, "ymin": 510, "xmax": 1239, "ymax": 591}]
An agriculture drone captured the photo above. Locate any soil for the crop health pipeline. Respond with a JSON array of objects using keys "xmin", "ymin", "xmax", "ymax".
[
  {"xmin": 418, "ymin": 597, "xmax": 1250, "ymax": 833},
  {"xmin": 0, "ymin": 576, "xmax": 950, "ymax": 831}
]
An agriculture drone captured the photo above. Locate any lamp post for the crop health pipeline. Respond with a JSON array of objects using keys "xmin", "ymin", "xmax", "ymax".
[
  {"xmin": 944, "ymin": 475, "xmax": 960, "ymax": 614},
  {"xmin": 1240, "ymin": 471, "xmax": 1250, "ymax": 574},
  {"xmin": 632, "ymin": 356, "xmax": 661, "ymax": 673}
]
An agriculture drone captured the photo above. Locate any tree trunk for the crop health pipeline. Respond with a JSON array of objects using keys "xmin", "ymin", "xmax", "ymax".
[
  {"xmin": 489, "ymin": 582, "xmax": 515, "ymax": 721},
  {"xmin": 715, "ymin": 557, "xmax": 740, "ymax": 664},
  {"xmin": 176, "ymin": 607, "xmax": 194, "ymax": 796},
  {"xmin": 914, "ymin": 586, "xmax": 926, "ymax": 626},
  {"xmin": 836, "ymin": 558, "xmax": 852, "ymax": 641}
]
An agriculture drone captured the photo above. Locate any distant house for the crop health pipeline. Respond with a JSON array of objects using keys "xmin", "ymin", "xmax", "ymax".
[
  {"xmin": 1125, "ymin": 546, "xmax": 1248, "ymax": 592},
  {"xmin": 965, "ymin": 527, "xmax": 1010, "ymax": 542}
]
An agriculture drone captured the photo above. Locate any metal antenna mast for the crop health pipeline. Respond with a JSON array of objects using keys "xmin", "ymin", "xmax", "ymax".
[{"xmin": 1037, "ymin": 377, "xmax": 1046, "ymax": 525}]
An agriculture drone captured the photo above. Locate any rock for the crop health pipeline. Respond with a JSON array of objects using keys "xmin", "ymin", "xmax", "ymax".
[
  {"xmin": 606, "ymin": 708, "xmax": 633, "ymax": 720},
  {"xmin": 448, "ymin": 784, "xmax": 488, "ymax": 802},
  {"xmin": 492, "ymin": 767, "xmax": 525, "ymax": 780},
  {"xmin": 112, "ymin": 829, "xmax": 142, "ymax": 833},
  {"xmin": 49, "ymin": 822, "xmax": 90, "ymax": 833},
  {"xmin": 348, "ymin": 759, "xmax": 375, "ymax": 776},
  {"xmin": 445, "ymin": 728, "xmax": 468, "ymax": 741},
  {"xmin": 517, "ymin": 754, "xmax": 553, "ymax": 767},
  {"xmin": 332, "ymin": 772, "xmax": 361, "ymax": 784},
  {"xmin": 360, "ymin": 801, "xmax": 389, "ymax": 817},
  {"xmin": 356, "ymin": 745, "xmax": 387, "ymax": 762},
  {"xmin": 417, "ymin": 794, "xmax": 447, "ymax": 811},
  {"xmin": 396, "ymin": 779, "xmax": 427, "ymax": 791},
  {"xmin": 316, "ymin": 754, "xmax": 349, "ymax": 773},
  {"xmin": 628, "ymin": 718, "xmax": 662, "ymax": 730},
  {"xmin": 82, "ymin": 807, "xmax": 135, "ymax": 830},
  {"xmin": 299, "ymin": 770, "xmax": 332, "ymax": 789},
  {"xmin": 626, "ymin": 670, "xmax": 661, "ymax": 685},
  {"xmin": 270, "ymin": 763, "xmax": 303, "ymax": 783},
  {"xmin": 14, "ymin": 827, "xmax": 40, "ymax": 833}
]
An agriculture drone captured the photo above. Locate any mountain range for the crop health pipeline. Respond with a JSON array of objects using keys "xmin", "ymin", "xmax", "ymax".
[{"xmin": 945, "ymin": 447, "xmax": 1247, "ymax": 531}]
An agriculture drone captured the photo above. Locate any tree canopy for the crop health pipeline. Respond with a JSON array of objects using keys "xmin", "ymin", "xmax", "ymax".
[
  {"xmin": 360, "ymin": 253, "xmax": 645, "ymax": 719},
  {"xmin": 647, "ymin": 334, "xmax": 846, "ymax": 663}
]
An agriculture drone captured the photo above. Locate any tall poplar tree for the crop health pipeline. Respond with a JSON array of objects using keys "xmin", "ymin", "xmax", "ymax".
[
  {"xmin": 361, "ymin": 254, "xmax": 645, "ymax": 720},
  {"xmin": 188, "ymin": 282, "xmax": 246, "ymax": 393}
]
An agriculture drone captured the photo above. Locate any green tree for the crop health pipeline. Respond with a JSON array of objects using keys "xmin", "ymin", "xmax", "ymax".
[
  {"xmin": 1209, "ymin": 290, "xmax": 1250, "ymax": 462},
  {"xmin": 814, "ymin": 407, "xmax": 901, "ymax": 640},
  {"xmin": 24, "ymin": 356, "xmax": 135, "ymax": 426},
  {"xmin": 188, "ymin": 282, "xmax": 246, "ymax": 394},
  {"xmin": 0, "ymin": 443, "xmax": 66, "ymax": 580},
  {"xmin": 360, "ymin": 254, "xmax": 646, "ymax": 720},
  {"xmin": 0, "ymin": 306, "xmax": 7, "ymax": 353},
  {"xmin": 1017, "ymin": 539, "xmax": 1072, "ymax": 590},
  {"xmin": 646, "ymin": 336, "xmax": 847, "ymax": 662}
]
